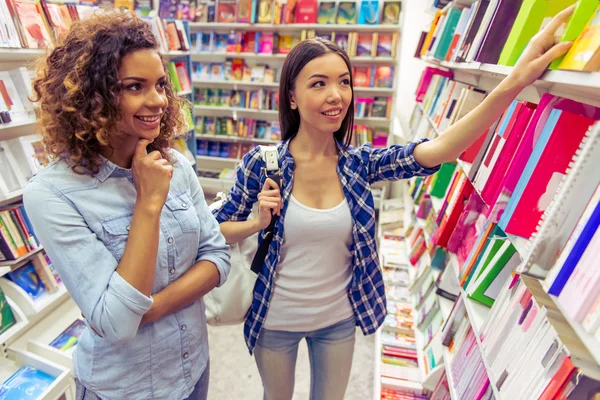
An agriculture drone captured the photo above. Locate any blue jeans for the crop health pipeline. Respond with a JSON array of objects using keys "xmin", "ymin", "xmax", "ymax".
[
  {"xmin": 75, "ymin": 360, "xmax": 210, "ymax": 400},
  {"xmin": 254, "ymin": 316, "xmax": 356, "ymax": 400}
]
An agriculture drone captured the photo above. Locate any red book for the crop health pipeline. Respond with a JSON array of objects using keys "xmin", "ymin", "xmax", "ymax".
[
  {"xmin": 294, "ymin": 0, "xmax": 317, "ymax": 23},
  {"xmin": 460, "ymin": 128, "xmax": 488, "ymax": 163},
  {"xmin": 504, "ymin": 110, "xmax": 595, "ymax": 237}
]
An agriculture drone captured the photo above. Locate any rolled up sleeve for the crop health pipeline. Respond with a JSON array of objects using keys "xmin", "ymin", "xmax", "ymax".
[
  {"xmin": 23, "ymin": 181, "xmax": 153, "ymax": 343},
  {"xmin": 362, "ymin": 139, "xmax": 441, "ymax": 184}
]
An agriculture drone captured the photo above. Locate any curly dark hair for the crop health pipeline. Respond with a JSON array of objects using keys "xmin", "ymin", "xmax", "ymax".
[{"xmin": 32, "ymin": 12, "xmax": 186, "ymax": 176}]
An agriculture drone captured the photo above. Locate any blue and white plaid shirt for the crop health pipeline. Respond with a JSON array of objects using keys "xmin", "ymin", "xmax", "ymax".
[{"xmin": 212, "ymin": 138, "xmax": 439, "ymax": 353}]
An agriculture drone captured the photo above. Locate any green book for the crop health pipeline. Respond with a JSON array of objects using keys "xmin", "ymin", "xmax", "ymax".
[
  {"xmin": 434, "ymin": 7, "xmax": 463, "ymax": 61},
  {"xmin": 469, "ymin": 240, "xmax": 517, "ymax": 307},
  {"xmin": 430, "ymin": 162, "xmax": 457, "ymax": 199},
  {"xmin": 0, "ymin": 286, "xmax": 16, "ymax": 335},
  {"xmin": 167, "ymin": 61, "xmax": 183, "ymax": 94},
  {"xmin": 549, "ymin": 0, "xmax": 600, "ymax": 69},
  {"xmin": 498, "ymin": 0, "xmax": 578, "ymax": 66}
]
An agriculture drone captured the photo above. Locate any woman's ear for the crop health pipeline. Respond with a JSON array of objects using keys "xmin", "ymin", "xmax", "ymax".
[{"xmin": 289, "ymin": 92, "xmax": 297, "ymax": 110}]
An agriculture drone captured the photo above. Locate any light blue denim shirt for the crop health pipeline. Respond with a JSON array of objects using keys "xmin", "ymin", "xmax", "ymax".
[{"xmin": 23, "ymin": 149, "xmax": 230, "ymax": 400}]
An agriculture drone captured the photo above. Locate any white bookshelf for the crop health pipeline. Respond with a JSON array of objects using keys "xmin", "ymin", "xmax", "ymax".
[
  {"xmin": 0, "ymin": 118, "xmax": 37, "ymax": 141},
  {"xmin": 0, "ymin": 189, "xmax": 24, "ymax": 208},
  {"xmin": 0, "ymin": 246, "xmax": 44, "ymax": 269},
  {"xmin": 191, "ymin": 51, "xmax": 396, "ymax": 64},
  {"xmin": 441, "ymin": 348, "xmax": 458, "ymax": 400},
  {"xmin": 192, "ymin": 79, "xmax": 395, "ymax": 94},
  {"xmin": 0, "ymin": 348, "xmax": 73, "ymax": 400},
  {"xmin": 198, "ymin": 176, "xmax": 235, "ymax": 193},
  {"xmin": 0, "ymin": 280, "xmax": 69, "ymax": 318},
  {"xmin": 0, "ymin": 48, "xmax": 46, "ymax": 62},
  {"xmin": 0, "ymin": 297, "xmax": 29, "ymax": 349},
  {"xmin": 194, "ymin": 105, "xmax": 278, "ymax": 118},
  {"xmin": 196, "ymin": 155, "xmax": 241, "ymax": 163},
  {"xmin": 196, "ymin": 134, "xmax": 278, "ymax": 144},
  {"xmin": 189, "ymin": 22, "xmax": 402, "ymax": 33},
  {"xmin": 373, "ymin": 328, "xmax": 382, "ymax": 400}
]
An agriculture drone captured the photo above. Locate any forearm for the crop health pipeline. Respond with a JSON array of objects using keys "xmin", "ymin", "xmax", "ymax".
[
  {"xmin": 413, "ymin": 77, "xmax": 523, "ymax": 168},
  {"xmin": 141, "ymin": 260, "xmax": 220, "ymax": 324},
  {"xmin": 220, "ymin": 219, "xmax": 261, "ymax": 244},
  {"xmin": 117, "ymin": 204, "xmax": 161, "ymax": 296}
]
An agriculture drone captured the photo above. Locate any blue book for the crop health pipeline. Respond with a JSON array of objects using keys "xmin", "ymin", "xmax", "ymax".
[
  {"xmin": 548, "ymin": 199, "xmax": 600, "ymax": 296},
  {"xmin": 358, "ymin": 0, "xmax": 379, "ymax": 24},
  {"xmin": 49, "ymin": 319, "xmax": 86, "ymax": 352},
  {"xmin": 0, "ymin": 366, "xmax": 55, "ymax": 399},
  {"xmin": 7, "ymin": 264, "xmax": 45, "ymax": 300},
  {"xmin": 499, "ymin": 109, "xmax": 562, "ymax": 230},
  {"xmin": 496, "ymin": 100, "xmax": 519, "ymax": 138}
]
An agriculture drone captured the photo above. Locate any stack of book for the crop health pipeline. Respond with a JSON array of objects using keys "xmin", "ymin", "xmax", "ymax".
[
  {"xmin": 416, "ymin": 0, "xmax": 599, "ymax": 71},
  {"xmin": 0, "ymin": 204, "xmax": 41, "ymax": 262},
  {"xmin": 0, "ymin": 0, "xmax": 99, "ymax": 49}
]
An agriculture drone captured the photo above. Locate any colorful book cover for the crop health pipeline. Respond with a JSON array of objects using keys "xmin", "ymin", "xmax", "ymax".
[
  {"xmin": 433, "ymin": 7, "xmax": 462, "ymax": 61},
  {"xmin": 475, "ymin": 0, "xmax": 524, "ymax": 64},
  {"xmin": 0, "ymin": 366, "xmax": 55, "ymax": 400},
  {"xmin": 295, "ymin": 0, "xmax": 317, "ymax": 23},
  {"xmin": 455, "ymin": 0, "xmax": 490, "ymax": 63},
  {"xmin": 356, "ymin": 33, "xmax": 374, "ymax": 56},
  {"xmin": 376, "ymin": 33, "xmax": 394, "ymax": 57},
  {"xmin": 501, "ymin": 109, "xmax": 595, "ymax": 238},
  {"xmin": 257, "ymin": 0, "xmax": 274, "ymax": 23},
  {"xmin": 498, "ymin": 0, "xmax": 578, "ymax": 66},
  {"xmin": 237, "ymin": 0, "xmax": 253, "ymax": 22},
  {"xmin": 49, "ymin": 319, "xmax": 86, "ymax": 352},
  {"xmin": 317, "ymin": 1, "xmax": 336, "ymax": 24},
  {"xmin": 0, "ymin": 285, "xmax": 16, "ymax": 335},
  {"xmin": 13, "ymin": 0, "xmax": 54, "ymax": 49},
  {"xmin": 550, "ymin": 0, "xmax": 599, "ymax": 69},
  {"xmin": 336, "ymin": 1, "xmax": 357, "ymax": 24},
  {"xmin": 373, "ymin": 66, "xmax": 394, "ymax": 88},
  {"xmin": 7, "ymin": 263, "xmax": 45, "ymax": 300},
  {"xmin": 382, "ymin": 0, "xmax": 401, "ymax": 24},
  {"xmin": 358, "ymin": 0, "xmax": 379, "ymax": 24},
  {"xmin": 558, "ymin": 4, "xmax": 600, "ymax": 71}
]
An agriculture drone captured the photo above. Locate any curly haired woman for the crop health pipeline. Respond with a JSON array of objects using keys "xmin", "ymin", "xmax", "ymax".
[{"xmin": 23, "ymin": 12, "xmax": 230, "ymax": 400}]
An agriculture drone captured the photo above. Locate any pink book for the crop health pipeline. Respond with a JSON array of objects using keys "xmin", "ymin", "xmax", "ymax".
[
  {"xmin": 414, "ymin": 67, "xmax": 453, "ymax": 103},
  {"xmin": 481, "ymin": 102, "xmax": 536, "ymax": 208},
  {"xmin": 495, "ymin": 94, "xmax": 600, "ymax": 222},
  {"xmin": 504, "ymin": 110, "xmax": 595, "ymax": 238},
  {"xmin": 446, "ymin": 191, "xmax": 488, "ymax": 262}
]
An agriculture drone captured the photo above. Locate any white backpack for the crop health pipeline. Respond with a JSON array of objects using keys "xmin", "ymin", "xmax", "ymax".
[{"xmin": 205, "ymin": 145, "xmax": 280, "ymax": 326}]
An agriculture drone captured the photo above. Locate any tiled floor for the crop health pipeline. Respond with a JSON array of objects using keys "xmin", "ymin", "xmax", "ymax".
[{"xmin": 207, "ymin": 324, "xmax": 375, "ymax": 400}]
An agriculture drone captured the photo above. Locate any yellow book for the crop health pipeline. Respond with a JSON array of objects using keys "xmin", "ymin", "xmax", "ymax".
[
  {"xmin": 559, "ymin": 4, "xmax": 600, "ymax": 71},
  {"xmin": 420, "ymin": 10, "xmax": 444, "ymax": 57}
]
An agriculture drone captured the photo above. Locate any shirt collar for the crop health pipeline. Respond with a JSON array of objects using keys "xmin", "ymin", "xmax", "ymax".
[{"xmin": 97, "ymin": 155, "xmax": 133, "ymax": 182}]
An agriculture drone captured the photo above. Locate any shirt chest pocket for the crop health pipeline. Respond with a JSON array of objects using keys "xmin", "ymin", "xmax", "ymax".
[
  {"xmin": 100, "ymin": 214, "xmax": 133, "ymax": 262},
  {"xmin": 165, "ymin": 193, "xmax": 200, "ymax": 234}
]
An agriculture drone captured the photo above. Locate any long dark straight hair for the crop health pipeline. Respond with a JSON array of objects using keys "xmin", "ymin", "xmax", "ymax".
[{"xmin": 278, "ymin": 38, "xmax": 355, "ymax": 148}]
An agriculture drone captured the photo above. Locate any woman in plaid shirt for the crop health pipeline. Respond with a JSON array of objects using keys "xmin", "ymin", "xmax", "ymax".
[{"xmin": 212, "ymin": 8, "xmax": 573, "ymax": 399}]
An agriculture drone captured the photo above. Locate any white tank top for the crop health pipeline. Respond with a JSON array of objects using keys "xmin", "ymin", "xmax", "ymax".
[{"xmin": 263, "ymin": 194, "xmax": 355, "ymax": 331}]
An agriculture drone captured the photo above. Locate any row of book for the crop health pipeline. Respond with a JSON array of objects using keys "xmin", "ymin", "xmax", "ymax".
[
  {"xmin": 167, "ymin": 58, "xmax": 193, "ymax": 94},
  {"xmin": 197, "ymin": 139, "xmax": 255, "ymax": 159},
  {"xmin": 0, "ymin": 203, "xmax": 41, "ymax": 261},
  {"xmin": 195, "ymin": 116, "xmax": 281, "ymax": 139},
  {"xmin": 0, "ymin": 0, "xmax": 99, "ymax": 49},
  {"xmin": 145, "ymin": 15, "xmax": 191, "ymax": 53},
  {"xmin": 356, "ymin": 96, "xmax": 392, "ymax": 119},
  {"xmin": 194, "ymin": 88, "xmax": 279, "ymax": 110},
  {"xmin": 354, "ymin": 125, "xmax": 389, "ymax": 148},
  {"xmin": 164, "ymin": 0, "xmax": 402, "ymax": 25},
  {"xmin": 192, "ymin": 61, "xmax": 277, "ymax": 83},
  {"xmin": 416, "ymin": 0, "xmax": 600, "ymax": 71},
  {"xmin": 192, "ymin": 29, "xmax": 399, "ymax": 58}
]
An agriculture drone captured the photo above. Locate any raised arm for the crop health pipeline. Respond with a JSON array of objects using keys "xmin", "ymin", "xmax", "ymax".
[{"xmin": 413, "ymin": 6, "xmax": 575, "ymax": 168}]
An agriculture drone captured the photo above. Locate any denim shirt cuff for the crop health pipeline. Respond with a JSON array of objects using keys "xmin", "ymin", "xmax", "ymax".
[{"xmin": 109, "ymin": 272, "xmax": 154, "ymax": 315}]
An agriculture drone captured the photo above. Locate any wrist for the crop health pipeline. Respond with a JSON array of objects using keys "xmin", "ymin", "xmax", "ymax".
[{"xmin": 135, "ymin": 200, "xmax": 163, "ymax": 217}]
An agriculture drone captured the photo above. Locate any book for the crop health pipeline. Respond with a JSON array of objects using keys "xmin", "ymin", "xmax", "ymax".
[
  {"xmin": 0, "ymin": 285, "xmax": 16, "ymax": 335},
  {"xmin": 358, "ymin": 0, "xmax": 379, "ymax": 24},
  {"xmin": 49, "ymin": 319, "xmax": 86, "ymax": 352},
  {"xmin": 475, "ymin": 0, "xmax": 524, "ymax": 64},
  {"xmin": 0, "ymin": 366, "xmax": 56, "ymax": 399},
  {"xmin": 294, "ymin": 0, "xmax": 317, "ymax": 23},
  {"xmin": 317, "ymin": 0, "xmax": 336, "ymax": 24},
  {"xmin": 558, "ymin": 4, "xmax": 600, "ymax": 71},
  {"xmin": 381, "ymin": 0, "xmax": 401, "ymax": 25},
  {"xmin": 336, "ymin": 1, "xmax": 357, "ymax": 24},
  {"xmin": 6, "ymin": 263, "xmax": 46, "ymax": 300}
]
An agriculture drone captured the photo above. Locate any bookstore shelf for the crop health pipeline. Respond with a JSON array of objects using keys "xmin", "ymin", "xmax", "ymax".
[
  {"xmin": 191, "ymin": 52, "xmax": 396, "ymax": 65},
  {"xmin": 0, "ymin": 48, "xmax": 46, "ymax": 62},
  {"xmin": 373, "ymin": 328, "xmax": 382, "ymax": 400},
  {"xmin": 0, "ymin": 118, "xmax": 37, "ymax": 141},
  {"xmin": 198, "ymin": 176, "xmax": 235, "ymax": 193},
  {"xmin": 430, "ymin": 196, "xmax": 444, "ymax": 215},
  {"xmin": 0, "ymin": 280, "xmax": 68, "ymax": 318},
  {"xmin": 415, "ymin": 327, "xmax": 445, "ymax": 391},
  {"xmin": 438, "ymin": 296, "xmax": 455, "ymax": 321},
  {"xmin": 0, "ymin": 189, "xmax": 24, "ymax": 208},
  {"xmin": 354, "ymin": 116, "xmax": 392, "ymax": 126},
  {"xmin": 196, "ymin": 134, "xmax": 278, "ymax": 144},
  {"xmin": 0, "ymin": 266, "xmax": 10, "ymax": 278},
  {"xmin": 0, "ymin": 298, "xmax": 28, "ymax": 348},
  {"xmin": 417, "ymin": 104, "xmax": 440, "ymax": 137},
  {"xmin": 549, "ymin": 293, "xmax": 600, "ymax": 368},
  {"xmin": 13, "ymin": 298, "xmax": 81, "ymax": 370},
  {"xmin": 193, "ymin": 80, "xmax": 394, "ymax": 95},
  {"xmin": 159, "ymin": 50, "xmax": 191, "ymax": 58},
  {"xmin": 441, "ymin": 349, "xmax": 458, "ymax": 400},
  {"xmin": 193, "ymin": 105, "xmax": 278, "ymax": 118},
  {"xmin": 196, "ymin": 155, "xmax": 240, "ymax": 163},
  {"xmin": 178, "ymin": 89, "xmax": 193, "ymax": 96},
  {"xmin": 189, "ymin": 23, "xmax": 402, "ymax": 33},
  {"xmin": 0, "ymin": 348, "xmax": 72, "ymax": 400},
  {"xmin": 426, "ymin": 60, "xmax": 600, "ymax": 106},
  {"xmin": 0, "ymin": 246, "xmax": 44, "ymax": 269}
]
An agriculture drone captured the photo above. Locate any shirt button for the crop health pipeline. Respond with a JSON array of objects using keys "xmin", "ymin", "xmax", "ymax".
[
  {"xmin": 181, "ymin": 324, "xmax": 187, "ymax": 331},
  {"xmin": 170, "ymin": 268, "xmax": 175, "ymax": 274},
  {"xmin": 126, "ymin": 225, "xmax": 130, "ymax": 232},
  {"xmin": 168, "ymin": 237, "xmax": 174, "ymax": 244},
  {"xmin": 182, "ymin": 203, "xmax": 187, "ymax": 208},
  {"xmin": 183, "ymin": 352, "xmax": 189, "ymax": 359}
]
